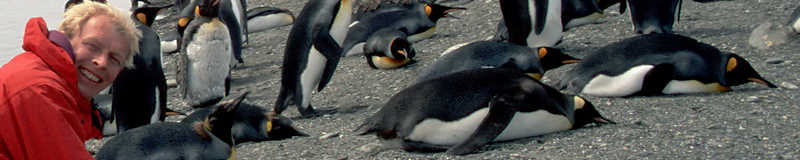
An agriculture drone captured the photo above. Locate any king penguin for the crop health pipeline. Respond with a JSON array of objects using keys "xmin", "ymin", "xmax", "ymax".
[
  {"xmin": 555, "ymin": 33, "xmax": 777, "ymax": 97},
  {"xmin": 96, "ymin": 92, "xmax": 248, "ymax": 160},
  {"xmin": 499, "ymin": 0, "xmax": 563, "ymax": 48},
  {"xmin": 218, "ymin": 0, "xmax": 248, "ymax": 64},
  {"xmin": 417, "ymin": 41, "xmax": 578, "ymax": 82},
  {"xmin": 181, "ymin": 103, "xmax": 308, "ymax": 143},
  {"xmin": 111, "ymin": 3, "xmax": 172, "ymax": 132},
  {"xmin": 341, "ymin": 2, "xmax": 465, "ymax": 57},
  {"xmin": 355, "ymin": 68, "xmax": 614, "ymax": 155},
  {"xmin": 363, "ymin": 28, "xmax": 417, "ymax": 69},
  {"xmin": 273, "ymin": 0, "xmax": 352, "ymax": 117},
  {"xmin": 177, "ymin": 0, "xmax": 234, "ymax": 108},
  {"xmin": 246, "ymin": 6, "xmax": 295, "ymax": 33}
]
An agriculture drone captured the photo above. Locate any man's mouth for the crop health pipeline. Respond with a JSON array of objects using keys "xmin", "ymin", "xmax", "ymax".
[{"xmin": 80, "ymin": 68, "xmax": 101, "ymax": 83}]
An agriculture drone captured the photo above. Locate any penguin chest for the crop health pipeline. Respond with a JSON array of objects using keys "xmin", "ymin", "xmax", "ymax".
[
  {"xmin": 494, "ymin": 110, "xmax": 572, "ymax": 141},
  {"xmin": 298, "ymin": 48, "xmax": 327, "ymax": 107},
  {"xmin": 581, "ymin": 65, "xmax": 654, "ymax": 97},
  {"xmin": 662, "ymin": 80, "xmax": 729, "ymax": 94},
  {"xmin": 527, "ymin": 0, "xmax": 563, "ymax": 47},
  {"xmin": 185, "ymin": 20, "xmax": 232, "ymax": 105}
]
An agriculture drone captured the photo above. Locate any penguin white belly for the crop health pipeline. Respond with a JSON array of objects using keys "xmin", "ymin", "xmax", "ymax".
[
  {"xmin": 331, "ymin": 0, "xmax": 353, "ymax": 45},
  {"xmin": 185, "ymin": 21, "xmax": 232, "ymax": 106},
  {"xmin": 230, "ymin": 0, "xmax": 247, "ymax": 42},
  {"xmin": 150, "ymin": 87, "xmax": 162, "ymax": 123},
  {"xmin": 247, "ymin": 13, "xmax": 295, "ymax": 33},
  {"xmin": 527, "ymin": 0, "xmax": 563, "ymax": 47},
  {"xmin": 408, "ymin": 26, "xmax": 436, "ymax": 42},
  {"xmin": 344, "ymin": 42, "xmax": 365, "ymax": 57},
  {"xmin": 440, "ymin": 42, "xmax": 470, "ymax": 57},
  {"xmin": 406, "ymin": 108, "xmax": 489, "ymax": 145},
  {"xmin": 581, "ymin": 65, "xmax": 654, "ymax": 97},
  {"xmin": 494, "ymin": 110, "xmax": 571, "ymax": 141},
  {"xmin": 564, "ymin": 13, "xmax": 603, "ymax": 30},
  {"xmin": 299, "ymin": 48, "xmax": 327, "ymax": 108},
  {"xmin": 662, "ymin": 80, "xmax": 728, "ymax": 94}
]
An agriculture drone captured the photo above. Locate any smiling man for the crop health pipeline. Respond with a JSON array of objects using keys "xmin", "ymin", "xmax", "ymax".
[{"xmin": 0, "ymin": 1, "xmax": 139, "ymax": 159}]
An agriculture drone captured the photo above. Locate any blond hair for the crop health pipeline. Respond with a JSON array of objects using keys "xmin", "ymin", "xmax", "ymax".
[{"xmin": 59, "ymin": 1, "xmax": 141, "ymax": 68}]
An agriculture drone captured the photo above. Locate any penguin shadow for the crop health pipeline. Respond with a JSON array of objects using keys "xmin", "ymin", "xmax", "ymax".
[{"xmin": 287, "ymin": 105, "xmax": 371, "ymax": 120}]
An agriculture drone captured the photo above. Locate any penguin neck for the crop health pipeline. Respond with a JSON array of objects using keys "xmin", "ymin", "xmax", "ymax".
[{"xmin": 331, "ymin": 0, "xmax": 353, "ymax": 45}]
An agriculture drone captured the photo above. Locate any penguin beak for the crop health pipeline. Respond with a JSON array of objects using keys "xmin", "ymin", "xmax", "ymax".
[
  {"xmin": 593, "ymin": 117, "xmax": 616, "ymax": 124},
  {"xmin": 525, "ymin": 73, "xmax": 543, "ymax": 80},
  {"xmin": 747, "ymin": 77, "xmax": 778, "ymax": 88}
]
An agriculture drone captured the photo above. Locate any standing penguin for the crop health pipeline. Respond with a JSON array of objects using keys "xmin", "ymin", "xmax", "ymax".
[
  {"xmin": 273, "ymin": 0, "xmax": 352, "ymax": 117},
  {"xmin": 96, "ymin": 92, "xmax": 247, "ymax": 160},
  {"xmin": 355, "ymin": 68, "xmax": 613, "ymax": 155},
  {"xmin": 181, "ymin": 103, "xmax": 309, "ymax": 143},
  {"xmin": 555, "ymin": 33, "xmax": 777, "ymax": 97},
  {"xmin": 177, "ymin": 0, "xmax": 234, "ymax": 108},
  {"xmin": 624, "ymin": 0, "xmax": 682, "ymax": 34},
  {"xmin": 341, "ymin": 2, "xmax": 465, "ymax": 56},
  {"xmin": 499, "ymin": 0, "xmax": 563, "ymax": 48},
  {"xmin": 417, "ymin": 41, "xmax": 578, "ymax": 82},
  {"xmin": 111, "ymin": 3, "xmax": 172, "ymax": 132},
  {"xmin": 218, "ymin": 0, "xmax": 247, "ymax": 64},
  {"xmin": 363, "ymin": 28, "xmax": 416, "ymax": 69}
]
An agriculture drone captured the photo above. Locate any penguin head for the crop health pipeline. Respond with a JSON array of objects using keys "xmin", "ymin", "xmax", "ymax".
[
  {"xmin": 197, "ymin": 0, "xmax": 220, "ymax": 18},
  {"xmin": 263, "ymin": 112, "xmax": 309, "ymax": 140},
  {"xmin": 198, "ymin": 91, "xmax": 249, "ymax": 145},
  {"xmin": 365, "ymin": 29, "xmax": 416, "ymax": 69},
  {"xmin": 424, "ymin": 3, "xmax": 466, "ymax": 22},
  {"xmin": 722, "ymin": 54, "xmax": 777, "ymax": 88},
  {"xmin": 536, "ymin": 47, "xmax": 580, "ymax": 71},
  {"xmin": 132, "ymin": 3, "xmax": 173, "ymax": 27},
  {"xmin": 570, "ymin": 96, "xmax": 615, "ymax": 128}
]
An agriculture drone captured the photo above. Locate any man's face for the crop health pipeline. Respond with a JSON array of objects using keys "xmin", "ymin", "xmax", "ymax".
[{"xmin": 69, "ymin": 15, "xmax": 130, "ymax": 99}]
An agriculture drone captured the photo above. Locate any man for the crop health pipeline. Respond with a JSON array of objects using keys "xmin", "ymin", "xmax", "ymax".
[{"xmin": 0, "ymin": 1, "xmax": 140, "ymax": 159}]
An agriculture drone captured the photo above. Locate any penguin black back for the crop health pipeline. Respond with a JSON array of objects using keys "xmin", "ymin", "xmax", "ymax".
[{"xmin": 96, "ymin": 92, "xmax": 248, "ymax": 160}]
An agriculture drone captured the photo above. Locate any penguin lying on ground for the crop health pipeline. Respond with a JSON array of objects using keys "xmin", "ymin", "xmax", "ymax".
[
  {"xmin": 177, "ymin": 0, "xmax": 234, "ymax": 108},
  {"xmin": 96, "ymin": 92, "xmax": 248, "ymax": 160},
  {"xmin": 162, "ymin": 5, "xmax": 295, "ymax": 54},
  {"xmin": 416, "ymin": 41, "xmax": 578, "ymax": 82},
  {"xmin": 246, "ymin": 6, "xmax": 295, "ymax": 33},
  {"xmin": 111, "ymin": 3, "xmax": 173, "ymax": 133},
  {"xmin": 555, "ymin": 33, "xmax": 777, "ymax": 97},
  {"xmin": 181, "ymin": 103, "xmax": 308, "ymax": 144},
  {"xmin": 341, "ymin": 2, "xmax": 465, "ymax": 57},
  {"xmin": 363, "ymin": 28, "xmax": 417, "ymax": 69},
  {"xmin": 273, "ymin": 0, "xmax": 352, "ymax": 117},
  {"xmin": 355, "ymin": 68, "xmax": 614, "ymax": 155}
]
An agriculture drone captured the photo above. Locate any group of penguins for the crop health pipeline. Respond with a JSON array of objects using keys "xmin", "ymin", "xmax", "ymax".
[{"xmin": 78, "ymin": 0, "xmax": 800, "ymax": 159}]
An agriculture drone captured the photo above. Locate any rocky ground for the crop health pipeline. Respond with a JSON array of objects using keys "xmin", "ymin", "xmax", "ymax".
[{"xmin": 89, "ymin": 0, "xmax": 800, "ymax": 159}]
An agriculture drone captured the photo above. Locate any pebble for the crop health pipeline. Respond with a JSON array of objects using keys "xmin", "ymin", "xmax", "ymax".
[
  {"xmin": 766, "ymin": 58, "xmax": 785, "ymax": 64},
  {"xmin": 319, "ymin": 132, "xmax": 340, "ymax": 140},
  {"xmin": 745, "ymin": 96, "xmax": 760, "ymax": 103},
  {"xmin": 780, "ymin": 82, "xmax": 798, "ymax": 89},
  {"xmin": 358, "ymin": 143, "xmax": 382, "ymax": 153}
]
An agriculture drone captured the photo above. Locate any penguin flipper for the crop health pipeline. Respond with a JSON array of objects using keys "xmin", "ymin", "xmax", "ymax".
[
  {"xmin": 312, "ymin": 34, "xmax": 343, "ymax": 92},
  {"xmin": 446, "ymin": 96, "xmax": 516, "ymax": 155},
  {"xmin": 533, "ymin": 0, "xmax": 548, "ymax": 35},
  {"xmin": 637, "ymin": 63, "xmax": 675, "ymax": 96}
]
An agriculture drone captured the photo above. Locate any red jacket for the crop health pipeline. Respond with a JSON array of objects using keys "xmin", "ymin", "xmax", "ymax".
[{"xmin": 0, "ymin": 17, "xmax": 103, "ymax": 160}]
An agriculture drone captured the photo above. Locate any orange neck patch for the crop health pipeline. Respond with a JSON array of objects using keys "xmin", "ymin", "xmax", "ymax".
[{"xmin": 726, "ymin": 57, "xmax": 737, "ymax": 72}]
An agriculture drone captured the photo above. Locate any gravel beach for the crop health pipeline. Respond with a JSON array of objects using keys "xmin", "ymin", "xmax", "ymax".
[{"xmin": 88, "ymin": 0, "xmax": 800, "ymax": 159}]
